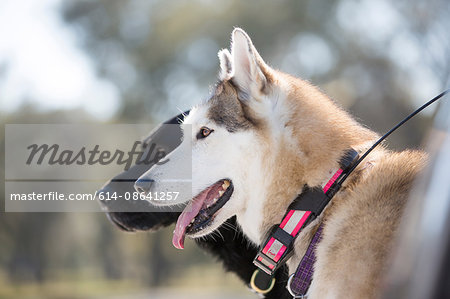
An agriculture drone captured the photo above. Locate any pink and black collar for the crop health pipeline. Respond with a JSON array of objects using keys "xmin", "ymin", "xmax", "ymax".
[{"xmin": 250, "ymin": 149, "xmax": 359, "ymax": 297}]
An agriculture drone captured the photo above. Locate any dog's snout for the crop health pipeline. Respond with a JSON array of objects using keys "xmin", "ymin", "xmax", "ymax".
[{"xmin": 134, "ymin": 178, "xmax": 154, "ymax": 195}]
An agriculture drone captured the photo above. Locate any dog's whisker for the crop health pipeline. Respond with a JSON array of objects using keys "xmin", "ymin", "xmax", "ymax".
[{"xmin": 215, "ymin": 230, "xmax": 225, "ymax": 242}]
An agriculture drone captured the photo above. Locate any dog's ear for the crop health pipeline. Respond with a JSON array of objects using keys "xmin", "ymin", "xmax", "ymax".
[
  {"xmin": 229, "ymin": 28, "xmax": 271, "ymax": 97},
  {"xmin": 218, "ymin": 49, "xmax": 233, "ymax": 81}
]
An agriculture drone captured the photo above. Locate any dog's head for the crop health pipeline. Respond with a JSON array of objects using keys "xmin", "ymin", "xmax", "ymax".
[{"xmin": 136, "ymin": 28, "xmax": 377, "ymax": 249}]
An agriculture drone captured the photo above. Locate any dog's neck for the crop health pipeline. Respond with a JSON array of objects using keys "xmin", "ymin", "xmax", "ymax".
[
  {"xmin": 236, "ymin": 83, "xmax": 380, "ymax": 245},
  {"xmin": 237, "ymin": 140, "xmax": 377, "ymax": 247}
]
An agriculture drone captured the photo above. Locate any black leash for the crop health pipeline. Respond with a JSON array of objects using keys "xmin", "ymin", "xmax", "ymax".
[{"xmin": 336, "ymin": 88, "xmax": 449, "ymax": 188}]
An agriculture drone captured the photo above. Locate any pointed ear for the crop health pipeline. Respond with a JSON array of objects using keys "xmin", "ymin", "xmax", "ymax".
[
  {"xmin": 218, "ymin": 49, "xmax": 233, "ymax": 81},
  {"xmin": 230, "ymin": 28, "xmax": 269, "ymax": 96}
]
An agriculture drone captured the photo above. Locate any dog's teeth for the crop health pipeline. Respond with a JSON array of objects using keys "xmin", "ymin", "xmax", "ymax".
[
  {"xmin": 218, "ymin": 190, "xmax": 224, "ymax": 197},
  {"xmin": 222, "ymin": 180, "xmax": 230, "ymax": 189}
]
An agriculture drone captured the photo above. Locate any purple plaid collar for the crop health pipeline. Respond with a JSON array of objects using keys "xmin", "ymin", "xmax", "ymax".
[{"xmin": 287, "ymin": 224, "xmax": 324, "ymax": 297}]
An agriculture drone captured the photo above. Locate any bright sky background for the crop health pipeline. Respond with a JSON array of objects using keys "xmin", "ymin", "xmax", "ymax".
[{"xmin": 0, "ymin": 0, "xmax": 120, "ymax": 119}]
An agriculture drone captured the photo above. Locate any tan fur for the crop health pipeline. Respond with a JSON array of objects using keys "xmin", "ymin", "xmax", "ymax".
[
  {"xmin": 247, "ymin": 72, "xmax": 428, "ymax": 297},
  {"xmin": 226, "ymin": 55, "xmax": 425, "ymax": 298},
  {"xmin": 253, "ymin": 70, "xmax": 379, "ymax": 233},
  {"xmin": 308, "ymin": 150, "xmax": 427, "ymax": 298}
]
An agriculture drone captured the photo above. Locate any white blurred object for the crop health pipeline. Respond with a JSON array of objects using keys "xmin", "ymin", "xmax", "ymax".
[
  {"xmin": 0, "ymin": 0, "xmax": 119, "ymax": 119},
  {"xmin": 382, "ymin": 96, "xmax": 450, "ymax": 298}
]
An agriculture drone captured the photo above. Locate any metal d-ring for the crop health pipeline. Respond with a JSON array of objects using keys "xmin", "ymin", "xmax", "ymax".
[
  {"xmin": 287, "ymin": 273, "xmax": 307, "ymax": 298},
  {"xmin": 250, "ymin": 269, "xmax": 276, "ymax": 294}
]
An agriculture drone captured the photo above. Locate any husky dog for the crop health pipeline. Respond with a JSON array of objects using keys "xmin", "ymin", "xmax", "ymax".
[{"xmin": 135, "ymin": 28, "xmax": 427, "ymax": 298}]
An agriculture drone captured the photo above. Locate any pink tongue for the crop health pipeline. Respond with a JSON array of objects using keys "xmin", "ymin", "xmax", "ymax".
[{"xmin": 172, "ymin": 190, "xmax": 209, "ymax": 249}]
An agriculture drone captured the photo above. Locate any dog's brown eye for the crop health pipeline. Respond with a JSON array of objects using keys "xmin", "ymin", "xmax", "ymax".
[{"xmin": 197, "ymin": 127, "xmax": 214, "ymax": 139}]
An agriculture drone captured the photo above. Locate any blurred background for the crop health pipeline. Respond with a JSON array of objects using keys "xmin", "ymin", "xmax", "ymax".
[{"xmin": 0, "ymin": 0, "xmax": 449, "ymax": 298}]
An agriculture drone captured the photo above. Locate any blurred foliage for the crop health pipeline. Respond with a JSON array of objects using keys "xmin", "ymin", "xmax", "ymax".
[{"xmin": 1, "ymin": 0, "xmax": 450, "ymax": 297}]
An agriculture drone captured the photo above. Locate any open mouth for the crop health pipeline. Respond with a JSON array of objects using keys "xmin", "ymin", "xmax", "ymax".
[{"xmin": 172, "ymin": 179, "xmax": 233, "ymax": 249}]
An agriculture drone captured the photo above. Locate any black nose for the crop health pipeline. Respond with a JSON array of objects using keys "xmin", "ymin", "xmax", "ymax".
[{"xmin": 134, "ymin": 178, "xmax": 154, "ymax": 195}]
